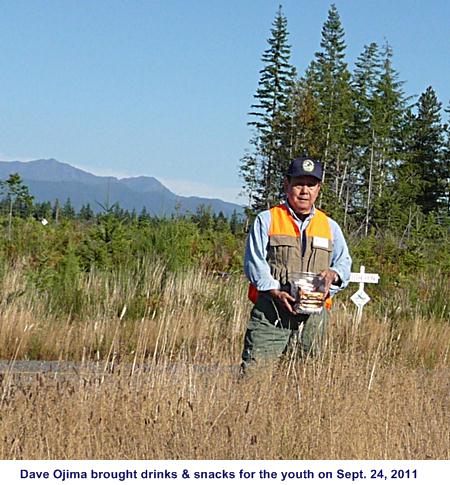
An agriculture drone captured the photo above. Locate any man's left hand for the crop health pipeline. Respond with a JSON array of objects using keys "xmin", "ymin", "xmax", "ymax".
[{"xmin": 319, "ymin": 269, "xmax": 340, "ymax": 297}]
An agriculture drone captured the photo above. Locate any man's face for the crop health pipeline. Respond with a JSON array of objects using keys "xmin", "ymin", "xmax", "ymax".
[{"xmin": 284, "ymin": 175, "xmax": 321, "ymax": 215}]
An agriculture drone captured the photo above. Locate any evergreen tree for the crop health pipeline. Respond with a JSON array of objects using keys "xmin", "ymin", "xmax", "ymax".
[
  {"xmin": 33, "ymin": 201, "xmax": 52, "ymax": 220},
  {"xmin": 139, "ymin": 207, "xmax": 150, "ymax": 224},
  {"xmin": 443, "ymin": 102, "xmax": 450, "ymax": 214},
  {"xmin": 229, "ymin": 209, "xmax": 241, "ymax": 235},
  {"xmin": 350, "ymin": 42, "xmax": 382, "ymax": 230},
  {"xmin": 61, "ymin": 198, "xmax": 76, "ymax": 219},
  {"xmin": 79, "ymin": 203, "xmax": 94, "ymax": 221},
  {"xmin": 290, "ymin": 76, "xmax": 321, "ymax": 159},
  {"xmin": 352, "ymin": 42, "xmax": 407, "ymax": 233},
  {"xmin": 112, "ymin": 203, "xmax": 127, "ymax": 220},
  {"xmin": 371, "ymin": 42, "xmax": 407, "ymax": 200},
  {"xmin": 240, "ymin": 5, "xmax": 297, "ymax": 211},
  {"xmin": 352, "ymin": 42, "xmax": 381, "ymax": 158},
  {"xmin": 130, "ymin": 208, "xmax": 138, "ymax": 224},
  {"xmin": 0, "ymin": 173, "xmax": 34, "ymax": 236},
  {"xmin": 213, "ymin": 211, "xmax": 228, "ymax": 232},
  {"xmin": 353, "ymin": 43, "xmax": 380, "ymax": 102},
  {"xmin": 403, "ymin": 86, "xmax": 446, "ymax": 214},
  {"xmin": 192, "ymin": 204, "xmax": 214, "ymax": 231},
  {"xmin": 301, "ymin": 4, "xmax": 354, "ymax": 217},
  {"xmin": 52, "ymin": 199, "xmax": 61, "ymax": 223}
]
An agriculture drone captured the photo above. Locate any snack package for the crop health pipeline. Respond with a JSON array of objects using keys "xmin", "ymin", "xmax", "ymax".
[{"xmin": 291, "ymin": 272, "xmax": 325, "ymax": 314}]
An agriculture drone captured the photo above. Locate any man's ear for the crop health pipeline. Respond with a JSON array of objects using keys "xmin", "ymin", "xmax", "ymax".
[{"xmin": 283, "ymin": 177, "xmax": 290, "ymax": 192}]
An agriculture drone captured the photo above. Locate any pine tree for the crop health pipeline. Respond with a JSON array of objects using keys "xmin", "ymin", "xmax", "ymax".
[
  {"xmin": 240, "ymin": 5, "xmax": 297, "ymax": 211},
  {"xmin": 372, "ymin": 43, "xmax": 407, "ymax": 197},
  {"xmin": 351, "ymin": 42, "xmax": 408, "ymax": 233},
  {"xmin": 79, "ymin": 203, "xmax": 94, "ymax": 221},
  {"xmin": 229, "ymin": 209, "xmax": 241, "ymax": 235},
  {"xmin": 352, "ymin": 42, "xmax": 381, "ymax": 156},
  {"xmin": 443, "ymin": 102, "xmax": 450, "ymax": 214},
  {"xmin": 301, "ymin": 4, "xmax": 354, "ymax": 218},
  {"xmin": 351, "ymin": 43, "xmax": 382, "ymax": 231},
  {"xmin": 52, "ymin": 199, "xmax": 61, "ymax": 223},
  {"xmin": 61, "ymin": 198, "xmax": 76, "ymax": 219},
  {"xmin": 404, "ymin": 86, "xmax": 446, "ymax": 214},
  {"xmin": 33, "ymin": 201, "xmax": 52, "ymax": 220},
  {"xmin": 0, "ymin": 173, "xmax": 34, "ymax": 237},
  {"xmin": 290, "ymin": 76, "xmax": 321, "ymax": 159}
]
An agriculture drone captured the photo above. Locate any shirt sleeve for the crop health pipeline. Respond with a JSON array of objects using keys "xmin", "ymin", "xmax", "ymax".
[
  {"xmin": 243, "ymin": 211, "xmax": 280, "ymax": 291},
  {"xmin": 329, "ymin": 219, "xmax": 352, "ymax": 296}
]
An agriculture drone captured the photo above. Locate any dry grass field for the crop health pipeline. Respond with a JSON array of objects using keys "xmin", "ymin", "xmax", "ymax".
[{"xmin": 0, "ymin": 262, "xmax": 449, "ymax": 460}]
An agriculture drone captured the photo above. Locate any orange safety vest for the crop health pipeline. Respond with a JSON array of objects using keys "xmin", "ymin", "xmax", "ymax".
[{"xmin": 248, "ymin": 205, "xmax": 333, "ymax": 310}]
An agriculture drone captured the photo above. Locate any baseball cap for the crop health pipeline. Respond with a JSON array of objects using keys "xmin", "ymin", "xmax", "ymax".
[{"xmin": 286, "ymin": 157, "xmax": 323, "ymax": 181}]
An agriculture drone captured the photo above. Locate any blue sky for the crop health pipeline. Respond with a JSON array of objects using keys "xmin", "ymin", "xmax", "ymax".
[{"xmin": 1, "ymin": 0, "xmax": 449, "ymax": 203}]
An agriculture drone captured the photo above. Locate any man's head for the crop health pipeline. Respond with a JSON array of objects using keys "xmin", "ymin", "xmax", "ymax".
[{"xmin": 284, "ymin": 157, "xmax": 322, "ymax": 215}]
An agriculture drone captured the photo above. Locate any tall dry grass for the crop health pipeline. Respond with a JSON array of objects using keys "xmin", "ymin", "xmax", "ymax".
[{"xmin": 0, "ymin": 261, "xmax": 448, "ymax": 459}]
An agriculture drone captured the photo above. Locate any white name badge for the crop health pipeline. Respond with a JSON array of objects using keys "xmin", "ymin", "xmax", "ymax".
[{"xmin": 312, "ymin": 236, "xmax": 329, "ymax": 250}]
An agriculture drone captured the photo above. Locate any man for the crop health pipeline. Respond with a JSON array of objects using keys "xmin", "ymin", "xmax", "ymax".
[{"xmin": 241, "ymin": 156, "xmax": 352, "ymax": 369}]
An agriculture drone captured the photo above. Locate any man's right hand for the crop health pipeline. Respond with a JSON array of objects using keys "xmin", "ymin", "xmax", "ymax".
[{"xmin": 268, "ymin": 289, "xmax": 297, "ymax": 314}]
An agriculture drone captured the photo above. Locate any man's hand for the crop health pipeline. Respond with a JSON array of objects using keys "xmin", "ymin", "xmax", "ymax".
[
  {"xmin": 318, "ymin": 269, "xmax": 340, "ymax": 297},
  {"xmin": 269, "ymin": 289, "xmax": 297, "ymax": 314}
]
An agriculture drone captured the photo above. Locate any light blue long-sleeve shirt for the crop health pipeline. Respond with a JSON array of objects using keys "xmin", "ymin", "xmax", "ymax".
[{"xmin": 244, "ymin": 203, "xmax": 352, "ymax": 297}]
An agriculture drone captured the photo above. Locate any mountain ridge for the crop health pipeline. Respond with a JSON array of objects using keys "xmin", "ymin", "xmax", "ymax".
[{"xmin": 0, "ymin": 159, "xmax": 244, "ymax": 217}]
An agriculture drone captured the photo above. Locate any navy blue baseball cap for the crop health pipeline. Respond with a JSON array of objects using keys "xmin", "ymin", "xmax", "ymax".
[{"xmin": 286, "ymin": 157, "xmax": 323, "ymax": 181}]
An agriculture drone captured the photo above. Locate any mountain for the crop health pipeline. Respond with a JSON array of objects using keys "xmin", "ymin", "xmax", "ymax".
[{"xmin": 0, "ymin": 159, "xmax": 244, "ymax": 217}]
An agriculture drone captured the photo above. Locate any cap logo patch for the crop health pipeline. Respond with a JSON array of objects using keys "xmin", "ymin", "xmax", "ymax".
[{"xmin": 303, "ymin": 159, "xmax": 315, "ymax": 172}]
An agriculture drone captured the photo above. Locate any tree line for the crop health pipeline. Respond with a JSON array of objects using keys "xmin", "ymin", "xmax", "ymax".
[
  {"xmin": 240, "ymin": 4, "xmax": 450, "ymax": 237},
  {"xmin": 0, "ymin": 172, "xmax": 243, "ymax": 234}
]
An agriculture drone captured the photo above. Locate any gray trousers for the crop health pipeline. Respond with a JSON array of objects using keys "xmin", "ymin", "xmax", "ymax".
[{"xmin": 241, "ymin": 292, "xmax": 329, "ymax": 369}]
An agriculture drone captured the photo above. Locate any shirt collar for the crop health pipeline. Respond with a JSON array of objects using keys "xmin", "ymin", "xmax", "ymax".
[{"xmin": 284, "ymin": 200, "xmax": 316, "ymax": 223}]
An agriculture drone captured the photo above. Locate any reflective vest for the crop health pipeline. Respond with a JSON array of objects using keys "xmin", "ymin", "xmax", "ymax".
[{"xmin": 248, "ymin": 204, "xmax": 333, "ymax": 309}]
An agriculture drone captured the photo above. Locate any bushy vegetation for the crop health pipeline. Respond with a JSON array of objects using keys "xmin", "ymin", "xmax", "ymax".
[
  {"xmin": 0, "ymin": 206, "xmax": 244, "ymax": 318},
  {"xmin": 0, "ymin": 184, "xmax": 449, "ymax": 325}
]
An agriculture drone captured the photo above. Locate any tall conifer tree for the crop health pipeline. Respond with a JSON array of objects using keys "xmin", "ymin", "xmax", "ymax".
[
  {"xmin": 372, "ymin": 42, "xmax": 407, "ymax": 196},
  {"xmin": 240, "ymin": 6, "xmax": 296, "ymax": 211},
  {"xmin": 404, "ymin": 86, "xmax": 446, "ymax": 214},
  {"xmin": 351, "ymin": 42, "xmax": 407, "ymax": 233},
  {"xmin": 290, "ymin": 77, "xmax": 321, "ymax": 159},
  {"xmin": 443, "ymin": 103, "xmax": 450, "ymax": 214},
  {"xmin": 301, "ymin": 4, "xmax": 354, "ymax": 217},
  {"xmin": 351, "ymin": 42, "xmax": 382, "ymax": 230}
]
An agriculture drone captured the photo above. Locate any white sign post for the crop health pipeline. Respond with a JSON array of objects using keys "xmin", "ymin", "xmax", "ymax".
[{"xmin": 349, "ymin": 265, "xmax": 380, "ymax": 323}]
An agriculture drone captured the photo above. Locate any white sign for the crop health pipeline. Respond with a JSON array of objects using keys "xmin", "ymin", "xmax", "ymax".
[
  {"xmin": 349, "ymin": 272, "xmax": 379, "ymax": 284},
  {"xmin": 349, "ymin": 265, "xmax": 380, "ymax": 322},
  {"xmin": 41, "ymin": 218, "xmax": 48, "ymax": 226},
  {"xmin": 351, "ymin": 289, "xmax": 371, "ymax": 308}
]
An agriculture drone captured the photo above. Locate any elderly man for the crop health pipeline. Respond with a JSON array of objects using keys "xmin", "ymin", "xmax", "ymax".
[{"xmin": 241, "ymin": 157, "xmax": 352, "ymax": 369}]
